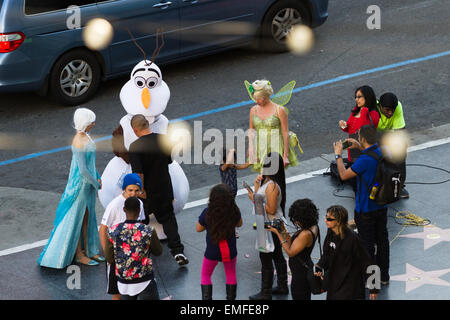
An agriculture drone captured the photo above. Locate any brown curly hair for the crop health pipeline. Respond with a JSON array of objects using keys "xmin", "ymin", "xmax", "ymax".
[{"xmin": 205, "ymin": 184, "xmax": 241, "ymax": 245}]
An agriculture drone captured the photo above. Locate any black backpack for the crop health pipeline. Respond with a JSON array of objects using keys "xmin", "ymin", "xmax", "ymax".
[{"xmin": 360, "ymin": 150, "xmax": 402, "ymax": 206}]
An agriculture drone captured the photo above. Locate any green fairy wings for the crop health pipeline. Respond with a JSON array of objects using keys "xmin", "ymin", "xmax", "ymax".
[{"xmin": 244, "ymin": 80, "xmax": 296, "ymax": 115}]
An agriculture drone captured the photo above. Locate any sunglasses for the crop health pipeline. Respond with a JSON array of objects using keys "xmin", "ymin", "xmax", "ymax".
[{"xmin": 325, "ymin": 217, "xmax": 336, "ymax": 222}]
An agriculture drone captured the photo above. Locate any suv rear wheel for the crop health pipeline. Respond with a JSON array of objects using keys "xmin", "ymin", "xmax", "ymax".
[
  {"xmin": 260, "ymin": 0, "xmax": 311, "ymax": 52},
  {"xmin": 49, "ymin": 49, "xmax": 101, "ymax": 106}
]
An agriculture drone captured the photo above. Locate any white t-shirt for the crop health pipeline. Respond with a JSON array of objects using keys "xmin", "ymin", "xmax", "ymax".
[
  {"xmin": 102, "ymin": 194, "xmax": 149, "ymax": 297},
  {"xmin": 101, "ymin": 194, "xmax": 146, "ymax": 229}
]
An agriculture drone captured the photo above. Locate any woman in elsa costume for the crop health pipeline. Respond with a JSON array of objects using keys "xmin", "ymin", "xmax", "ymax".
[{"xmin": 38, "ymin": 108, "xmax": 105, "ymax": 268}]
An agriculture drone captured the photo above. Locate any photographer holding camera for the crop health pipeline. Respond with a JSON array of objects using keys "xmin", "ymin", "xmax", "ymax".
[
  {"xmin": 333, "ymin": 125, "xmax": 390, "ymax": 286},
  {"xmin": 267, "ymin": 199, "xmax": 319, "ymax": 300},
  {"xmin": 247, "ymin": 152, "xmax": 288, "ymax": 300}
]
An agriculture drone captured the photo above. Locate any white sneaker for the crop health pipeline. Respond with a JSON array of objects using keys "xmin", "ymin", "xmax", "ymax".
[{"xmin": 174, "ymin": 253, "xmax": 189, "ymax": 266}]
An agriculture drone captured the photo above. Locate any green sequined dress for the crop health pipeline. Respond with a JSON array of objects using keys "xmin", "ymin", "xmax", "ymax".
[{"xmin": 250, "ymin": 107, "xmax": 301, "ymax": 172}]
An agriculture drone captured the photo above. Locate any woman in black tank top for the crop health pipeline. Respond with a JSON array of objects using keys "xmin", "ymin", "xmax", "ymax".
[{"xmin": 267, "ymin": 199, "xmax": 319, "ymax": 300}]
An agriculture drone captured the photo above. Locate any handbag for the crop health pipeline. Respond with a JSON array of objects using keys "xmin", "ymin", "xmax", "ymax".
[
  {"xmin": 254, "ymin": 193, "xmax": 275, "ymax": 253},
  {"xmin": 329, "ymin": 158, "xmax": 352, "ymax": 185},
  {"xmin": 298, "ymin": 228, "xmax": 326, "ymax": 295}
]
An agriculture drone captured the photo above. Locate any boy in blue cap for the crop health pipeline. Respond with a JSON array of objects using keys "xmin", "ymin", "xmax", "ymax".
[{"xmin": 99, "ymin": 173, "xmax": 147, "ymax": 300}]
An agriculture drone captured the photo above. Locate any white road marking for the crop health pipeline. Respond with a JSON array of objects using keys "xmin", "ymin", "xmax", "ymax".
[{"xmin": 1, "ymin": 135, "xmax": 449, "ymax": 257}]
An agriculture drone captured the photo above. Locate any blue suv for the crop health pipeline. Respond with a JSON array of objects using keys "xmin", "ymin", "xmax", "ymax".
[{"xmin": 0, "ymin": 0, "xmax": 328, "ymax": 105}]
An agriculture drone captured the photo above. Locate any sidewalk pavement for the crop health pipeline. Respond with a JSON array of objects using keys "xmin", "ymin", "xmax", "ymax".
[{"xmin": 1, "ymin": 125, "xmax": 450, "ymax": 300}]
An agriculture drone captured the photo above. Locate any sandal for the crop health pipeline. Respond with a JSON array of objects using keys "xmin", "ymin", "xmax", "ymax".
[
  {"xmin": 75, "ymin": 255, "xmax": 99, "ymax": 266},
  {"xmin": 90, "ymin": 254, "xmax": 105, "ymax": 262}
]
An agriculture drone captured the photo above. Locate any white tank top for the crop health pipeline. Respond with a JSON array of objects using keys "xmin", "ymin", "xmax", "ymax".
[{"xmin": 256, "ymin": 179, "xmax": 283, "ymax": 221}]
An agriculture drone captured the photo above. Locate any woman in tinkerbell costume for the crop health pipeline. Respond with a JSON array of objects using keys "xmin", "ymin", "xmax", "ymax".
[{"xmin": 245, "ymin": 79, "xmax": 303, "ymax": 172}]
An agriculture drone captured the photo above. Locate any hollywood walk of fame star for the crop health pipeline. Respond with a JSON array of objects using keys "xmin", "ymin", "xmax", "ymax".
[
  {"xmin": 399, "ymin": 225, "xmax": 450, "ymax": 250},
  {"xmin": 390, "ymin": 263, "xmax": 450, "ymax": 293}
]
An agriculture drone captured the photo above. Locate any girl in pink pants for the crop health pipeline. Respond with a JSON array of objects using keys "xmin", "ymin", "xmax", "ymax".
[{"xmin": 196, "ymin": 184, "xmax": 243, "ymax": 300}]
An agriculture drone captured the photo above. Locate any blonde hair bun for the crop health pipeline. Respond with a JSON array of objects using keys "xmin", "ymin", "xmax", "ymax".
[{"xmin": 252, "ymin": 79, "xmax": 273, "ymax": 97}]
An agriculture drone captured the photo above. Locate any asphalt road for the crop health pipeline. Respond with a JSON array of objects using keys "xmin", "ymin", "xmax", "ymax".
[{"xmin": 1, "ymin": 0, "xmax": 450, "ymax": 194}]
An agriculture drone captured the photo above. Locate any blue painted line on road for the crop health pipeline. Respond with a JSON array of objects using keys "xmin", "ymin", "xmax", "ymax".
[
  {"xmin": 1, "ymin": 50, "xmax": 450, "ymax": 167},
  {"xmin": 0, "ymin": 135, "xmax": 113, "ymax": 166},
  {"xmin": 170, "ymin": 50, "xmax": 450, "ymax": 122}
]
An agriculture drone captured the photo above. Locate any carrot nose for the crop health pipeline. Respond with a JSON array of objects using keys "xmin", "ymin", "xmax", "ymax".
[{"xmin": 141, "ymin": 87, "xmax": 151, "ymax": 109}]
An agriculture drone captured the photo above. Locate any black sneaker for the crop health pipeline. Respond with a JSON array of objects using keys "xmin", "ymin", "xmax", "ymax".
[
  {"xmin": 175, "ymin": 254, "xmax": 189, "ymax": 266},
  {"xmin": 400, "ymin": 188, "xmax": 409, "ymax": 199}
]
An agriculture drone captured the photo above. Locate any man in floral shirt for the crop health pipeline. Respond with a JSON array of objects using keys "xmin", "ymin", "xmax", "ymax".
[{"xmin": 106, "ymin": 197, "xmax": 162, "ymax": 300}]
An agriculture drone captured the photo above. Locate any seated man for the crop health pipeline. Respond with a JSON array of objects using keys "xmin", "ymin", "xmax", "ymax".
[{"xmin": 377, "ymin": 92, "xmax": 409, "ymax": 199}]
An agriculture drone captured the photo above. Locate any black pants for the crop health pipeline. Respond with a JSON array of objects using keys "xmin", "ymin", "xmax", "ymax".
[
  {"xmin": 397, "ymin": 159, "xmax": 407, "ymax": 187},
  {"xmin": 259, "ymin": 233, "xmax": 287, "ymax": 283},
  {"xmin": 380, "ymin": 130, "xmax": 407, "ymax": 187},
  {"xmin": 354, "ymin": 208, "xmax": 390, "ymax": 282},
  {"xmin": 120, "ymin": 280, "xmax": 160, "ymax": 300},
  {"xmin": 143, "ymin": 198, "xmax": 184, "ymax": 256},
  {"xmin": 106, "ymin": 262, "xmax": 119, "ymax": 295},
  {"xmin": 290, "ymin": 265, "xmax": 311, "ymax": 300}
]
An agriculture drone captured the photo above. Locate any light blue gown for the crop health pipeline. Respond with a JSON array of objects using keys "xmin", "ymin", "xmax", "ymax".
[{"xmin": 38, "ymin": 140, "xmax": 101, "ymax": 269}]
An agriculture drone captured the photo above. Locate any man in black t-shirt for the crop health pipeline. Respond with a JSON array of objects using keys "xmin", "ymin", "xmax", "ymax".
[{"xmin": 129, "ymin": 115, "xmax": 188, "ymax": 266}]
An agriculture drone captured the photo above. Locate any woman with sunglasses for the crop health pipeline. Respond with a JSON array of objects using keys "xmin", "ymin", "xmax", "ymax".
[
  {"xmin": 338, "ymin": 85, "xmax": 380, "ymax": 163},
  {"xmin": 267, "ymin": 199, "xmax": 319, "ymax": 300},
  {"xmin": 314, "ymin": 205, "xmax": 378, "ymax": 300}
]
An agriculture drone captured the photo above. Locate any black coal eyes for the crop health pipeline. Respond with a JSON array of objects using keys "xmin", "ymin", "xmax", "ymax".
[
  {"xmin": 134, "ymin": 76, "xmax": 146, "ymax": 88},
  {"xmin": 146, "ymin": 77, "xmax": 158, "ymax": 89},
  {"xmin": 134, "ymin": 76, "xmax": 159, "ymax": 89}
]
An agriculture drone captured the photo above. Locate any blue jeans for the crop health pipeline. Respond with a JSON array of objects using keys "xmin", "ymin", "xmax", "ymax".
[{"xmin": 354, "ymin": 208, "xmax": 390, "ymax": 282}]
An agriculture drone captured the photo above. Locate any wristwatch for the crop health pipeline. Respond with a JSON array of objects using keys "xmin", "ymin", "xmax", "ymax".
[{"xmin": 335, "ymin": 154, "xmax": 342, "ymax": 160}]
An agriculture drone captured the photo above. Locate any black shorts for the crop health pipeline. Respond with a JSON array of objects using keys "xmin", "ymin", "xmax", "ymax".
[{"xmin": 106, "ymin": 262, "xmax": 119, "ymax": 295}]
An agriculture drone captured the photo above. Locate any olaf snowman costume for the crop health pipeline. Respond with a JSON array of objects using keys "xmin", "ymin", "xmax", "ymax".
[{"xmin": 99, "ymin": 60, "xmax": 189, "ymax": 239}]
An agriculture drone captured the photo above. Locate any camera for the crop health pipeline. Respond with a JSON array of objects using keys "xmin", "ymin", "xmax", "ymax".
[
  {"xmin": 264, "ymin": 218, "xmax": 283, "ymax": 232},
  {"xmin": 342, "ymin": 140, "xmax": 351, "ymax": 149}
]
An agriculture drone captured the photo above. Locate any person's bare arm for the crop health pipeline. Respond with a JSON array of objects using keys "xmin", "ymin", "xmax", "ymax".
[
  {"xmin": 236, "ymin": 163, "xmax": 251, "ymax": 170},
  {"xmin": 282, "ymin": 231, "xmax": 311, "ymax": 257},
  {"xmin": 334, "ymin": 141, "xmax": 358, "ymax": 181},
  {"xmin": 150, "ymin": 229, "xmax": 162, "ymax": 256},
  {"xmin": 278, "ymin": 106, "xmax": 290, "ymax": 165},
  {"xmin": 264, "ymin": 182, "xmax": 280, "ymax": 216},
  {"xmin": 196, "ymin": 222, "xmax": 206, "ymax": 232},
  {"xmin": 248, "ymin": 107, "xmax": 257, "ymax": 163},
  {"xmin": 99, "ymin": 224, "xmax": 109, "ymax": 252},
  {"xmin": 104, "ymin": 233, "xmax": 115, "ymax": 265}
]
